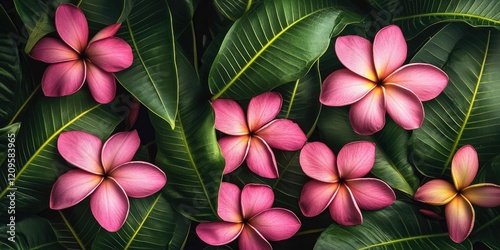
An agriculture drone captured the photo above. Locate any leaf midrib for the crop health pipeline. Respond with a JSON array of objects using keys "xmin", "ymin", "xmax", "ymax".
[
  {"xmin": 393, "ymin": 13, "xmax": 500, "ymax": 25},
  {"xmin": 59, "ymin": 210, "xmax": 86, "ymax": 250},
  {"xmin": 123, "ymin": 194, "xmax": 161, "ymax": 249},
  {"xmin": 358, "ymin": 233, "xmax": 449, "ymax": 249}
]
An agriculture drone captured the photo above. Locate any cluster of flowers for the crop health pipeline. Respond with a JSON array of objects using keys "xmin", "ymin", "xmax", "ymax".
[{"xmin": 33, "ymin": 4, "xmax": 500, "ymax": 248}]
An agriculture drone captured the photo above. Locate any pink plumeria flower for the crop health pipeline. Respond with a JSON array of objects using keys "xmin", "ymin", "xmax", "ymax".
[
  {"xmin": 196, "ymin": 182, "xmax": 301, "ymax": 249},
  {"xmin": 212, "ymin": 92, "xmax": 307, "ymax": 178},
  {"xmin": 30, "ymin": 3, "xmax": 133, "ymax": 104},
  {"xmin": 320, "ymin": 25, "xmax": 448, "ymax": 135},
  {"xmin": 414, "ymin": 145, "xmax": 500, "ymax": 243},
  {"xmin": 50, "ymin": 130, "xmax": 166, "ymax": 232},
  {"xmin": 298, "ymin": 141, "xmax": 395, "ymax": 225}
]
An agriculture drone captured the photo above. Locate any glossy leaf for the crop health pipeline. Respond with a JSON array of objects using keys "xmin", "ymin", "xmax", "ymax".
[
  {"xmin": 393, "ymin": 0, "xmax": 500, "ymax": 39},
  {"xmin": 214, "ymin": 0, "xmax": 260, "ymax": 21},
  {"xmin": 318, "ymin": 107, "xmax": 419, "ymax": 196},
  {"xmin": 0, "ymin": 123, "xmax": 21, "ymax": 167},
  {"xmin": 92, "ymin": 193, "xmax": 190, "ymax": 249},
  {"xmin": 209, "ymin": 0, "xmax": 364, "ymax": 100},
  {"xmin": 409, "ymin": 27, "xmax": 500, "ymax": 178},
  {"xmin": 151, "ymin": 52, "xmax": 224, "ymax": 222},
  {"xmin": 78, "ymin": 0, "xmax": 134, "ymax": 29},
  {"xmin": 0, "ymin": 91, "xmax": 124, "ymax": 215},
  {"xmin": 314, "ymin": 201, "xmax": 472, "ymax": 249},
  {"xmin": 0, "ymin": 216, "xmax": 64, "ymax": 249},
  {"xmin": 115, "ymin": 0, "xmax": 179, "ymax": 128}
]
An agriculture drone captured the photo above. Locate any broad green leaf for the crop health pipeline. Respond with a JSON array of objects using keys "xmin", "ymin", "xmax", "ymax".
[
  {"xmin": 214, "ymin": 0, "xmax": 261, "ymax": 21},
  {"xmin": 318, "ymin": 107, "xmax": 419, "ymax": 196},
  {"xmin": 209, "ymin": 0, "xmax": 363, "ymax": 100},
  {"xmin": 0, "ymin": 91, "xmax": 124, "ymax": 215},
  {"xmin": 393, "ymin": 0, "xmax": 500, "ymax": 39},
  {"xmin": 78, "ymin": 0, "xmax": 134, "ymax": 29},
  {"xmin": 367, "ymin": 0, "xmax": 404, "ymax": 13},
  {"xmin": 314, "ymin": 201, "xmax": 472, "ymax": 249},
  {"xmin": 409, "ymin": 28, "xmax": 500, "ymax": 178},
  {"xmin": 0, "ymin": 123, "xmax": 21, "ymax": 167},
  {"xmin": 0, "ymin": 216, "xmax": 64, "ymax": 250},
  {"xmin": 115, "ymin": 0, "xmax": 179, "ymax": 128},
  {"xmin": 92, "ymin": 193, "xmax": 190, "ymax": 250},
  {"xmin": 151, "ymin": 52, "xmax": 224, "ymax": 221}
]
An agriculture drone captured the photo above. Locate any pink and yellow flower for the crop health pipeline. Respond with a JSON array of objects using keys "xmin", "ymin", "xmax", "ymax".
[
  {"xmin": 196, "ymin": 182, "xmax": 301, "ymax": 249},
  {"xmin": 298, "ymin": 141, "xmax": 395, "ymax": 225},
  {"xmin": 320, "ymin": 25, "xmax": 448, "ymax": 135},
  {"xmin": 212, "ymin": 92, "xmax": 307, "ymax": 178},
  {"xmin": 414, "ymin": 145, "xmax": 500, "ymax": 243},
  {"xmin": 30, "ymin": 3, "xmax": 133, "ymax": 104},
  {"xmin": 50, "ymin": 130, "xmax": 166, "ymax": 232}
]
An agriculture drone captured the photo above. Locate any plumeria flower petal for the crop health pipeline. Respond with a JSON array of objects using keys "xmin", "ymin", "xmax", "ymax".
[
  {"xmin": 414, "ymin": 179, "xmax": 457, "ymax": 206},
  {"xmin": 255, "ymin": 119, "xmax": 307, "ymax": 151},
  {"xmin": 86, "ymin": 62, "xmax": 117, "ymax": 104},
  {"xmin": 298, "ymin": 180, "xmax": 338, "ymax": 217},
  {"xmin": 50, "ymin": 170, "xmax": 103, "ymax": 210},
  {"xmin": 241, "ymin": 184, "xmax": 274, "ymax": 219},
  {"xmin": 445, "ymin": 195, "xmax": 474, "ymax": 243},
  {"xmin": 248, "ymin": 208, "xmax": 301, "ymax": 241},
  {"xmin": 101, "ymin": 130, "xmax": 141, "ymax": 172},
  {"xmin": 320, "ymin": 68, "xmax": 377, "ymax": 106},
  {"xmin": 218, "ymin": 182, "xmax": 243, "ymax": 222},
  {"xmin": 349, "ymin": 87, "xmax": 386, "ymax": 135},
  {"xmin": 89, "ymin": 23, "xmax": 122, "ymax": 44},
  {"xmin": 30, "ymin": 37, "xmax": 79, "ymax": 63},
  {"xmin": 42, "ymin": 60, "xmax": 86, "ymax": 97},
  {"xmin": 335, "ymin": 35, "xmax": 377, "ymax": 82},
  {"xmin": 462, "ymin": 184, "xmax": 500, "ymax": 207},
  {"xmin": 196, "ymin": 221, "xmax": 244, "ymax": 246},
  {"xmin": 384, "ymin": 84, "xmax": 424, "ymax": 130},
  {"xmin": 239, "ymin": 225, "xmax": 272, "ymax": 250},
  {"xmin": 109, "ymin": 162, "xmax": 166, "ymax": 198},
  {"xmin": 299, "ymin": 142, "xmax": 338, "ymax": 183},
  {"xmin": 451, "ymin": 145, "xmax": 478, "ymax": 190},
  {"xmin": 57, "ymin": 131, "xmax": 103, "ymax": 175},
  {"xmin": 246, "ymin": 92, "xmax": 282, "ymax": 131},
  {"xmin": 55, "ymin": 3, "xmax": 88, "ymax": 53},
  {"xmin": 336, "ymin": 141, "xmax": 376, "ymax": 179},
  {"xmin": 90, "ymin": 178, "xmax": 129, "ymax": 232},
  {"xmin": 212, "ymin": 98, "xmax": 249, "ymax": 135},
  {"xmin": 329, "ymin": 184, "xmax": 363, "ymax": 226},
  {"xmin": 246, "ymin": 137, "xmax": 278, "ymax": 178},
  {"xmin": 372, "ymin": 24, "xmax": 407, "ymax": 80},
  {"xmin": 346, "ymin": 178, "xmax": 396, "ymax": 210},
  {"xmin": 218, "ymin": 136, "xmax": 250, "ymax": 175},
  {"xmin": 85, "ymin": 37, "xmax": 133, "ymax": 72}
]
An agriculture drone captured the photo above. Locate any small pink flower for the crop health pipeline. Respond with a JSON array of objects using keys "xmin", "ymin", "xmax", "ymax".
[
  {"xmin": 320, "ymin": 25, "xmax": 448, "ymax": 135},
  {"xmin": 196, "ymin": 182, "xmax": 301, "ymax": 249},
  {"xmin": 298, "ymin": 141, "xmax": 395, "ymax": 225},
  {"xmin": 30, "ymin": 3, "xmax": 133, "ymax": 104},
  {"xmin": 212, "ymin": 92, "xmax": 307, "ymax": 178},
  {"xmin": 414, "ymin": 145, "xmax": 500, "ymax": 243},
  {"xmin": 50, "ymin": 130, "xmax": 166, "ymax": 232}
]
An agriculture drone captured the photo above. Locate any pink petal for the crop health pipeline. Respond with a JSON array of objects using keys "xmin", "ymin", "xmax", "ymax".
[
  {"xmin": 419, "ymin": 209, "xmax": 443, "ymax": 220},
  {"xmin": 335, "ymin": 35, "xmax": 377, "ymax": 82},
  {"xmin": 249, "ymin": 208, "xmax": 301, "ymax": 241},
  {"xmin": 55, "ymin": 4, "xmax": 88, "ymax": 53},
  {"xmin": 57, "ymin": 131, "xmax": 103, "ymax": 175},
  {"xmin": 246, "ymin": 137, "xmax": 278, "ymax": 178},
  {"xmin": 346, "ymin": 178, "xmax": 395, "ymax": 210},
  {"xmin": 86, "ymin": 62, "xmax": 116, "ymax": 104},
  {"xmin": 373, "ymin": 25, "xmax": 407, "ymax": 80},
  {"xmin": 239, "ymin": 225, "xmax": 272, "ymax": 250},
  {"xmin": 445, "ymin": 195, "xmax": 474, "ymax": 243},
  {"xmin": 30, "ymin": 37, "xmax": 79, "ymax": 63},
  {"xmin": 109, "ymin": 161, "xmax": 166, "ymax": 198},
  {"xmin": 42, "ymin": 60, "xmax": 86, "ymax": 97},
  {"xmin": 89, "ymin": 23, "xmax": 121, "ymax": 44},
  {"xmin": 462, "ymin": 183, "xmax": 500, "ymax": 207},
  {"xmin": 241, "ymin": 184, "xmax": 274, "ymax": 219},
  {"xmin": 90, "ymin": 178, "xmax": 129, "ymax": 232},
  {"xmin": 219, "ymin": 136, "xmax": 250, "ymax": 175},
  {"xmin": 320, "ymin": 69, "xmax": 377, "ymax": 106},
  {"xmin": 299, "ymin": 142, "xmax": 338, "ymax": 182},
  {"xmin": 414, "ymin": 179, "xmax": 457, "ymax": 206},
  {"xmin": 329, "ymin": 184, "xmax": 363, "ymax": 226},
  {"xmin": 196, "ymin": 221, "xmax": 243, "ymax": 246},
  {"xmin": 336, "ymin": 141, "xmax": 376, "ymax": 179},
  {"xmin": 212, "ymin": 99, "xmax": 249, "ymax": 135},
  {"xmin": 299, "ymin": 180, "xmax": 338, "ymax": 217},
  {"xmin": 451, "ymin": 145, "xmax": 478, "ymax": 190},
  {"xmin": 384, "ymin": 84, "xmax": 424, "ymax": 130},
  {"xmin": 246, "ymin": 92, "xmax": 282, "ymax": 132},
  {"xmin": 218, "ymin": 182, "xmax": 243, "ymax": 223},
  {"xmin": 85, "ymin": 37, "xmax": 133, "ymax": 72},
  {"xmin": 255, "ymin": 119, "xmax": 306, "ymax": 151},
  {"xmin": 101, "ymin": 130, "xmax": 140, "ymax": 173},
  {"xmin": 349, "ymin": 87, "xmax": 386, "ymax": 135},
  {"xmin": 49, "ymin": 170, "xmax": 103, "ymax": 210},
  {"xmin": 384, "ymin": 63, "xmax": 448, "ymax": 101}
]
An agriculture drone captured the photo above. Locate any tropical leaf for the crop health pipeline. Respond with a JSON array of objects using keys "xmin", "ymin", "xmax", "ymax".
[
  {"xmin": 0, "ymin": 216, "xmax": 64, "ymax": 250},
  {"xmin": 115, "ymin": 0, "xmax": 178, "ymax": 128},
  {"xmin": 92, "ymin": 193, "xmax": 190, "ymax": 250},
  {"xmin": 213, "ymin": 0, "xmax": 261, "ymax": 21},
  {"xmin": 393, "ymin": 0, "xmax": 500, "ymax": 39},
  {"xmin": 0, "ymin": 90, "xmax": 124, "ymax": 216},
  {"xmin": 209, "ymin": 0, "xmax": 364, "ymax": 100},
  {"xmin": 408, "ymin": 27, "xmax": 500, "ymax": 178},
  {"xmin": 314, "ymin": 201, "xmax": 472, "ymax": 249},
  {"xmin": 78, "ymin": 0, "xmax": 134, "ymax": 29},
  {"xmin": 318, "ymin": 107, "xmax": 419, "ymax": 196},
  {"xmin": 150, "ymin": 51, "xmax": 224, "ymax": 222},
  {"xmin": 0, "ymin": 123, "xmax": 21, "ymax": 168}
]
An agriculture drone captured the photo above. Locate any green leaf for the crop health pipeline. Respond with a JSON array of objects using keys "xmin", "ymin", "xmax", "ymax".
[
  {"xmin": 213, "ymin": 0, "xmax": 261, "ymax": 21},
  {"xmin": 151, "ymin": 51, "xmax": 224, "ymax": 221},
  {"xmin": 409, "ymin": 27, "xmax": 500, "ymax": 178},
  {"xmin": 318, "ymin": 107, "xmax": 419, "ymax": 196},
  {"xmin": 0, "ymin": 123, "xmax": 21, "ymax": 167},
  {"xmin": 209, "ymin": 0, "xmax": 363, "ymax": 100},
  {"xmin": 92, "ymin": 193, "xmax": 190, "ymax": 250},
  {"xmin": 0, "ymin": 91, "xmax": 124, "ymax": 215},
  {"xmin": 115, "ymin": 0, "xmax": 179, "ymax": 128},
  {"xmin": 314, "ymin": 201, "xmax": 472, "ymax": 249},
  {"xmin": 0, "ymin": 216, "xmax": 65, "ymax": 250},
  {"xmin": 393, "ymin": 0, "xmax": 500, "ymax": 39},
  {"xmin": 78, "ymin": 0, "xmax": 134, "ymax": 29}
]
